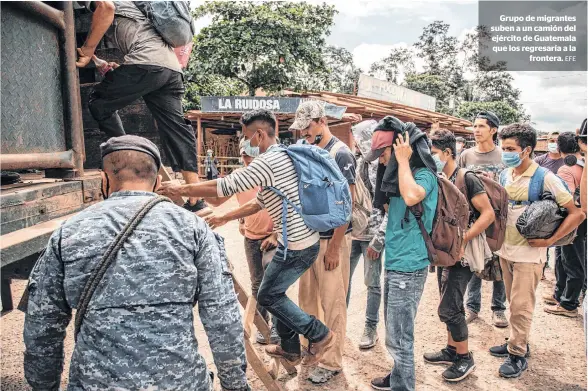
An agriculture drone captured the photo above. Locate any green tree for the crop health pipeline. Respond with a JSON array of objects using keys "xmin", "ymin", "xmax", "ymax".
[
  {"xmin": 404, "ymin": 73, "xmax": 451, "ymax": 113},
  {"xmin": 192, "ymin": 1, "xmax": 337, "ymax": 96},
  {"xmin": 455, "ymin": 101, "xmax": 526, "ymax": 125},
  {"xmin": 323, "ymin": 45, "xmax": 362, "ymax": 94},
  {"xmin": 368, "ymin": 47, "xmax": 415, "ymax": 84}
]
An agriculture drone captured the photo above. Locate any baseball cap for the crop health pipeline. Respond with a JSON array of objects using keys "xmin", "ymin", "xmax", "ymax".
[
  {"xmin": 363, "ymin": 116, "xmax": 406, "ymax": 162},
  {"xmin": 289, "ymin": 100, "xmax": 326, "ymax": 131},
  {"xmin": 100, "ymin": 135, "xmax": 161, "ymax": 169},
  {"xmin": 474, "ymin": 111, "xmax": 500, "ymax": 129},
  {"xmin": 579, "ymin": 118, "xmax": 587, "ymax": 139}
]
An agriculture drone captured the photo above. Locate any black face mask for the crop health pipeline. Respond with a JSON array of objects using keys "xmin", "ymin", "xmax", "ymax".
[
  {"xmin": 373, "ymin": 163, "xmax": 389, "ymax": 211},
  {"xmin": 101, "ymin": 173, "xmax": 110, "ymax": 200},
  {"xmin": 312, "ymin": 133, "xmax": 323, "ymax": 145},
  {"xmin": 564, "ymin": 155, "xmax": 578, "ymax": 167}
]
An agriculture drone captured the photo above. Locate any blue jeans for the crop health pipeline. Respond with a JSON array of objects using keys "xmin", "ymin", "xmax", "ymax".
[
  {"xmin": 257, "ymin": 242, "xmax": 329, "ymax": 354},
  {"xmin": 384, "ymin": 268, "xmax": 427, "ymax": 391},
  {"xmin": 465, "ymin": 256, "xmax": 506, "ymax": 313},
  {"xmin": 347, "ymin": 240, "xmax": 382, "ymax": 329}
]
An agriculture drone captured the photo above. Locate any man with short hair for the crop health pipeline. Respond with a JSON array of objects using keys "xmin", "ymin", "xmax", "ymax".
[
  {"xmin": 289, "ymin": 100, "xmax": 356, "ymax": 384},
  {"xmin": 347, "ymin": 120, "xmax": 387, "ymax": 351},
  {"xmin": 490, "ymin": 124, "xmax": 585, "ymax": 378},
  {"xmin": 76, "ymin": 1, "xmax": 208, "ymax": 214},
  {"xmin": 543, "ymin": 132, "xmax": 587, "ymax": 317},
  {"xmin": 455, "ymin": 137, "xmax": 466, "ymax": 156},
  {"xmin": 534, "ymin": 132, "xmax": 564, "ymax": 281},
  {"xmin": 535, "ymin": 131, "xmax": 564, "ymax": 174},
  {"xmin": 205, "ymin": 139, "xmax": 279, "ymax": 344},
  {"xmin": 159, "ymin": 109, "xmax": 336, "ymax": 367},
  {"xmin": 457, "ymin": 111, "xmax": 508, "ymax": 328},
  {"xmin": 23, "ymin": 135, "xmax": 249, "ymax": 391},
  {"xmin": 424, "ymin": 129, "xmax": 496, "ymax": 382},
  {"xmin": 367, "ymin": 117, "xmax": 438, "ymax": 391}
]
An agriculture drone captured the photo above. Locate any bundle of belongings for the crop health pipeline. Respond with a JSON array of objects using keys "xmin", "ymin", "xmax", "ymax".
[{"xmin": 516, "ymin": 192, "xmax": 577, "ymax": 246}]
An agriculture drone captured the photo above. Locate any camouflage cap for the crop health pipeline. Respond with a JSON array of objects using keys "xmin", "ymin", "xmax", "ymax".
[{"xmin": 289, "ymin": 100, "xmax": 326, "ymax": 131}]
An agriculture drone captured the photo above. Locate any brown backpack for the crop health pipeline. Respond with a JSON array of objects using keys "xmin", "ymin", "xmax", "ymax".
[
  {"xmin": 455, "ymin": 169, "xmax": 508, "ymax": 252},
  {"xmin": 407, "ymin": 173, "xmax": 470, "ymax": 267}
]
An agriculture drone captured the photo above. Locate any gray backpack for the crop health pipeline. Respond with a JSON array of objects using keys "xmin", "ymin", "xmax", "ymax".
[{"xmin": 134, "ymin": 1, "xmax": 195, "ymax": 48}]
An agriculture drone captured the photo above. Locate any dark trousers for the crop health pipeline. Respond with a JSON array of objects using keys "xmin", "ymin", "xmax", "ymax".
[
  {"xmin": 437, "ymin": 262, "xmax": 473, "ymax": 342},
  {"xmin": 555, "ymin": 223, "xmax": 587, "ymax": 310},
  {"xmin": 88, "ymin": 65, "xmax": 198, "ymax": 173},
  {"xmin": 257, "ymin": 242, "xmax": 329, "ymax": 354},
  {"xmin": 244, "ymin": 237, "xmax": 270, "ymax": 322}
]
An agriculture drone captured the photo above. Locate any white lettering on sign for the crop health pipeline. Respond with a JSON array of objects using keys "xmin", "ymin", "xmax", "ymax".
[
  {"xmin": 230, "ymin": 99, "xmax": 281, "ymax": 111},
  {"xmin": 218, "ymin": 98, "xmax": 232, "ymax": 110},
  {"xmin": 357, "ymin": 74, "xmax": 436, "ymax": 111}
]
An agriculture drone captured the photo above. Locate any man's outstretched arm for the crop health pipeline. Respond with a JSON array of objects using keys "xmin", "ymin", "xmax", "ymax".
[{"xmin": 23, "ymin": 228, "xmax": 72, "ymax": 391}]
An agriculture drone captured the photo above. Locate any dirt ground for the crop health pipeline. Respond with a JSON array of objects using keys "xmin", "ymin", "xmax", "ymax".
[{"xmin": 2, "ymin": 198, "xmax": 587, "ymax": 391}]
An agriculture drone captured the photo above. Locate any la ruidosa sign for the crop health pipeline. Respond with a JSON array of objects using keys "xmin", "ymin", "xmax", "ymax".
[{"xmin": 200, "ymin": 96, "xmax": 347, "ymax": 119}]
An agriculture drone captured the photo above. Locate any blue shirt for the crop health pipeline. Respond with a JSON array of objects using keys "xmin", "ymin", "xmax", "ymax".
[{"xmin": 385, "ymin": 168, "xmax": 438, "ymax": 272}]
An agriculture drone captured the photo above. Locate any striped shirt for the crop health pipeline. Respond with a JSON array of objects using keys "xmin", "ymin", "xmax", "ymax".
[{"xmin": 217, "ymin": 144, "xmax": 319, "ymax": 250}]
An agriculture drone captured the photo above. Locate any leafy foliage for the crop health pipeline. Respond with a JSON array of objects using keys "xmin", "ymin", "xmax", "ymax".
[
  {"xmin": 369, "ymin": 21, "xmax": 527, "ymax": 121},
  {"xmin": 192, "ymin": 1, "xmax": 337, "ymax": 96},
  {"xmin": 456, "ymin": 101, "xmax": 525, "ymax": 126},
  {"xmin": 369, "ymin": 47, "xmax": 415, "ymax": 85}
]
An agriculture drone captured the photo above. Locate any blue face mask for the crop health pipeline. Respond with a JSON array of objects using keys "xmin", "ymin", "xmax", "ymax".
[
  {"xmin": 432, "ymin": 154, "xmax": 446, "ymax": 173},
  {"xmin": 502, "ymin": 151, "xmax": 523, "ymax": 168},
  {"xmin": 242, "ymin": 139, "xmax": 259, "ymax": 157}
]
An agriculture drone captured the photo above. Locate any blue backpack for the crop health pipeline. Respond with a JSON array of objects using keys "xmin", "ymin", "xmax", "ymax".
[
  {"xmin": 499, "ymin": 166, "xmax": 570, "ymax": 205},
  {"xmin": 265, "ymin": 145, "xmax": 352, "ymax": 256}
]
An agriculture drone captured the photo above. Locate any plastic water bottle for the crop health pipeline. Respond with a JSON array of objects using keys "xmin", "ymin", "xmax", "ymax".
[{"xmin": 92, "ymin": 56, "xmax": 113, "ymax": 76}]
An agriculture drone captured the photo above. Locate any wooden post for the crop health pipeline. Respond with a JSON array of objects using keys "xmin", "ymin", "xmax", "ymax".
[{"xmin": 197, "ymin": 117, "xmax": 203, "ymax": 177}]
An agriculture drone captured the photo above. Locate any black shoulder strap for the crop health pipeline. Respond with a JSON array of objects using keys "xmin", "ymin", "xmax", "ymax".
[{"xmin": 74, "ymin": 196, "xmax": 171, "ymax": 340}]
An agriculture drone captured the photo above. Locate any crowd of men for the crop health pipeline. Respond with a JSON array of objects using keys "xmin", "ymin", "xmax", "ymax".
[{"xmin": 20, "ymin": 1, "xmax": 587, "ymax": 390}]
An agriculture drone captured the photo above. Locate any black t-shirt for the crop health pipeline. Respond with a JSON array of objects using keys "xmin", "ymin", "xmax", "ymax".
[{"xmin": 450, "ymin": 169, "xmax": 486, "ymax": 224}]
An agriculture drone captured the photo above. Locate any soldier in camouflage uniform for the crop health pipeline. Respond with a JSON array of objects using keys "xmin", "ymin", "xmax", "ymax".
[{"xmin": 23, "ymin": 135, "xmax": 249, "ymax": 391}]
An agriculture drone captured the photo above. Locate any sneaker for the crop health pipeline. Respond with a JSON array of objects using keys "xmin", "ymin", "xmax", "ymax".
[
  {"xmin": 308, "ymin": 367, "xmax": 340, "ymax": 384},
  {"xmin": 499, "ymin": 354, "xmax": 528, "ymax": 378},
  {"xmin": 183, "ymin": 199, "xmax": 212, "ymax": 217},
  {"xmin": 359, "ymin": 327, "xmax": 379, "ymax": 350},
  {"xmin": 492, "ymin": 310, "xmax": 509, "ymax": 328},
  {"xmin": 305, "ymin": 330, "xmax": 336, "ymax": 366},
  {"xmin": 465, "ymin": 310, "xmax": 478, "ymax": 324},
  {"xmin": 442, "ymin": 353, "xmax": 476, "ymax": 382},
  {"xmin": 265, "ymin": 345, "xmax": 301, "ymax": 366},
  {"xmin": 489, "ymin": 339, "xmax": 530, "ymax": 358},
  {"xmin": 544, "ymin": 304, "xmax": 578, "ymax": 318},
  {"xmin": 256, "ymin": 330, "xmax": 267, "ymax": 344},
  {"xmin": 424, "ymin": 347, "xmax": 457, "ymax": 365},
  {"xmin": 371, "ymin": 373, "xmax": 391, "ymax": 390},
  {"xmin": 543, "ymin": 293, "xmax": 559, "ymax": 306}
]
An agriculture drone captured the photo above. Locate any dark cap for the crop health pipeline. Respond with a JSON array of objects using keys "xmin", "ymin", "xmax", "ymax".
[
  {"xmin": 363, "ymin": 116, "xmax": 406, "ymax": 162},
  {"xmin": 474, "ymin": 111, "xmax": 500, "ymax": 129},
  {"xmin": 100, "ymin": 135, "xmax": 162, "ymax": 169},
  {"xmin": 579, "ymin": 118, "xmax": 587, "ymax": 138}
]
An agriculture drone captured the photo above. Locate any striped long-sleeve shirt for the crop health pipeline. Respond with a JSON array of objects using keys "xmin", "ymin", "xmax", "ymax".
[{"xmin": 217, "ymin": 144, "xmax": 319, "ymax": 250}]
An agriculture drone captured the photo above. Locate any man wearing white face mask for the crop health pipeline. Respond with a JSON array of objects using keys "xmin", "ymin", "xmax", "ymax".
[
  {"xmin": 534, "ymin": 132, "xmax": 564, "ymax": 280},
  {"xmin": 535, "ymin": 132, "xmax": 564, "ymax": 174}
]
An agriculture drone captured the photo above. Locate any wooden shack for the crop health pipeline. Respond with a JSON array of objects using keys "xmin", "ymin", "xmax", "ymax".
[{"xmin": 185, "ymin": 92, "xmax": 472, "ymax": 177}]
